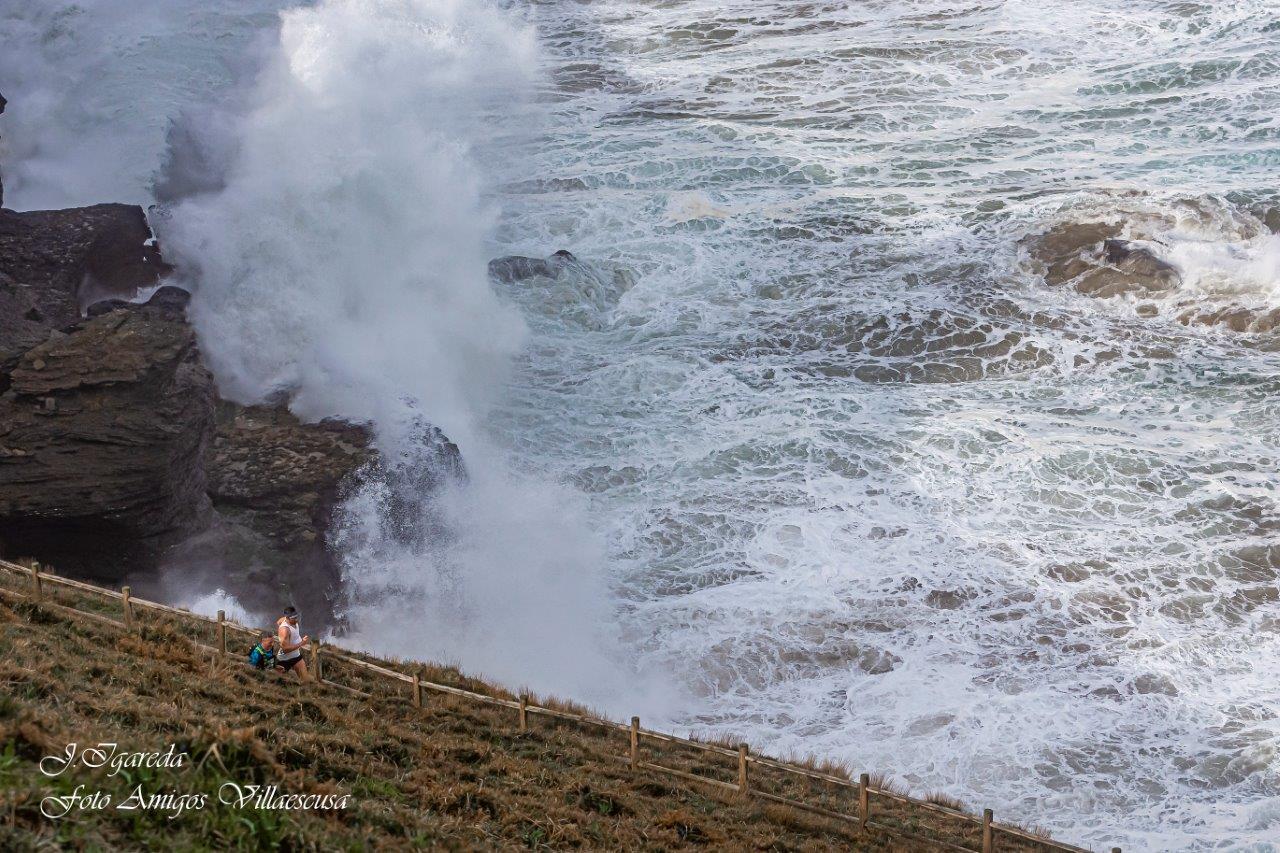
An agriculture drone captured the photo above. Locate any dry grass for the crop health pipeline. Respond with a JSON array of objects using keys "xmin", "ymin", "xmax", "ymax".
[
  {"xmin": 0, "ymin": 568, "xmax": 1086, "ymax": 852},
  {"xmin": 866, "ymin": 770, "xmax": 911, "ymax": 798},
  {"xmin": 923, "ymin": 791, "xmax": 970, "ymax": 813}
]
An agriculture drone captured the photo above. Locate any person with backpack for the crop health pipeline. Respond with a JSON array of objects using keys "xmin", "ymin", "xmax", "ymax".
[{"xmin": 247, "ymin": 631, "xmax": 280, "ymax": 672}]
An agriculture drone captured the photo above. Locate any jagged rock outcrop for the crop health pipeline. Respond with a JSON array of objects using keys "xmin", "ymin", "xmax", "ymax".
[
  {"xmin": 0, "ymin": 204, "xmax": 170, "ymax": 360},
  {"xmin": 173, "ymin": 407, "xmax": 466, "ymax": 627},
  {"xmin": 0, "ymin": 190, "xmax": 389, "ymax": 592},
  {"xmin": 488, "ymin": 249, "xmax": 577, "ymax": 283},
  {"xmin": 205, "ymin": 402, "xmax": 376, "ymax": 552},
  {"xmin": 0, "ymin": 287, "xmax": 214, "ymax": 576},
  {"xmin": 0, "ymin": 95, "xmax": 462, "ymax": 616},
  {"xmin": 144, "ymin": 401, "xmax": 380, "ymax": 626},
  {"xmin": 1025, "ymin": 221, "xmax": 1180, "ymax": 297}
]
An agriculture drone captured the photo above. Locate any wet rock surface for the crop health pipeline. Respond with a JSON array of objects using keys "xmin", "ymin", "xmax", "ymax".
[
  {"xmin": 1024, "ymin": 199, "xmax": 1280, "ymax": 341},
  {"xmin": 205, "ymin": 402, "xmax": 376, "ymax": 555},
  {"xmin": 0, "ymin": 204, "xmax": 170, "ymax": 360},
  {"xmin": 488, "ymin": 249, "xmax": 578, "ymax": 283},
  {"xmin": 170, "ymin": 401, "xmax": 379, "ymax": 626},
  {"xmin": 716, "ymin": 306, "xmax": 1053, "ymax": 383},
  {"xmin": 1025, "ymin": 221, "xmax": 1180, "ymax": 298}
]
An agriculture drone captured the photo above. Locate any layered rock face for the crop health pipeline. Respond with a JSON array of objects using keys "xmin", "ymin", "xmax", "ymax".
[
  {"xmin": 191, "ymin": 408, "xmax": 464, "ymax": 623},
  {"xmin": 0, "ymin": 200, "xmax": 202, "ymax": 576},
  {"xmin": 206, "ymin": 402, "xmax": 376, "ymax": 559},
  {"xmin": 0, "ymin": 202, "xmax": 382, "ymax": 609},
  {"xmin": 0, "ymin": 93, "xmax": 466, "ymax": 625},
  {"xmin": 0, "ymin": 199, "xmax": 467, "ymax": 625},
  {"xmin": 189, "ymin": 402, "xmax": 376, "ymax": 620},
  {"xmin": 0, "ymin": 287, "xmax": 213, "ymax": 575}
]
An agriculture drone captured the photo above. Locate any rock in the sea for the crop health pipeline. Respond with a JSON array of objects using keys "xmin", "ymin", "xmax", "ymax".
[
  {"xmin": 1025, "ymin": 221, "xmax": 1180, "ymax": 297},
  {"xmin": 1091, "ymin": 238, "xmax": 1179, "ymax": 295},
  {"xmin": 856, "ymin": 646, "xmax": 902, "ymax": 676},
  {"xmin": 0, "ymin": 289, "xmax": 214, "ymax": 576},
  {"xmin": 487, "ymin": 249, "xmax": 577, "ymax": 283},
  {"xmin": 0, "ymin": 204, "xmax": 170, "ymax": 359}
]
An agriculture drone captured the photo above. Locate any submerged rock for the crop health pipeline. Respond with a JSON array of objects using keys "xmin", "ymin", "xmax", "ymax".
[
  {"xmin": 1176, "ymin": 304, "xmax": 1280, "ymax": 335},
  {"xmin": 489, "ymin": 249, "xmax": 637, "ymax": 331},
  {"xmin": 856, "ymin": 646, "xmax": 902, "ymax": 675},
  {"xmin": 716, "ymin": 306, "xmax": 1053, "ymax": 384}
]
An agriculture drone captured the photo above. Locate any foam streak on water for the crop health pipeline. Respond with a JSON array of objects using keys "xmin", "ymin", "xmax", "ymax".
[
  {"xmin": 4, "ymin": 0, "xmax": 1280, "ymax": 848},
  {"xmin": 485, "ymin": 2, "xmax": 1280, "ymax": 849}
]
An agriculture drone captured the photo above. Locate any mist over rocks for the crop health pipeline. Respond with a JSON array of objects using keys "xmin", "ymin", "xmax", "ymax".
[
  {"xmin": 0, "ymin": 149, "xmax": 460, "ymax": 608},
  {"xmin": 180, "ymin": 401, "xmax": 380, "ymax": 627},
  {"xmin": 0, "ymin": 206, "xmax": 464, "ymax": 616}
]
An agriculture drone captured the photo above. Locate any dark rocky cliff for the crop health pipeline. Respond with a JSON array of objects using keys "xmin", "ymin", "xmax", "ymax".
[
  {"xmin": 0, "ymin": 202, "xmax": 383, "ymax": 606},
  {"xmin": 0, "ymin": 287, "xmax": 213, "ymax": 576},
  {"xmin": 0, "ymin": 93, "xmax": 460, "ymax": 621}
]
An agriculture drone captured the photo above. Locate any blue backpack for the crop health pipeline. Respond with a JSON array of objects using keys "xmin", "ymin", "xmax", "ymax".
[{"xmin": 248, "ymin": 643, "xmax": 276, "ymax": 670}]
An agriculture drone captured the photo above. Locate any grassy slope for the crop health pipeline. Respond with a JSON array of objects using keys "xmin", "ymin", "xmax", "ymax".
[{"xmin": 0, "ymin": 574, "xmax": 1064, "ymax": 852}]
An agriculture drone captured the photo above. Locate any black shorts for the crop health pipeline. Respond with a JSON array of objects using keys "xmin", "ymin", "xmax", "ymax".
[{"xmin": 278, "ymin": 655, "xmax": 303, "ymax": 671}]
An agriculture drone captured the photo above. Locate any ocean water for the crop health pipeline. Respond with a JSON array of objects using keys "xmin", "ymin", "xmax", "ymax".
[{"xmin": 4, "ymin": 1, "xmax": 1280, "ymax": 849}]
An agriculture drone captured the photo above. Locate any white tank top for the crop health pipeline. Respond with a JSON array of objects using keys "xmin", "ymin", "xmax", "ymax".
[{"xmin": 278, "ymin": 619, "xmax": 302, "ymax": 661}]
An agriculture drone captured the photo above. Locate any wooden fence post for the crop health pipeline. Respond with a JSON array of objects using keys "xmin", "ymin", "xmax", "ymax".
[
  {"xmin": 216, "ymin": 610, "xmax": 226, "ymax": 655},
  {"xmin": 859, "ymin": 773, "xmax": 869, "ymax": 829},
  {"xmin": 982, "ymin": 808, "xmax": 993, "ymax": 853},
  {"xmin": 412, "ymin": 673, "xmax": 422, "ymax": 708},
  {"xmin": 29, "ymin": 562, "xmax": 42, "ymax": 603},
  {"xmin": 629, "ymin": 716, "xmax": 639, "ymax": 768},
  {"xmin": 518, "ymin": 694, "xmax": 528, "ymax": 732},
  {"xmin": 738, "ymin": 744, "xmax": 749, "ymax": 795},
  {"xmin": 310, "ymin": 640, "xmax": 322, "ymax": 683},
  {"xmin": 121, "ymin": 586, "xmax": 133, "ymax": 630}
]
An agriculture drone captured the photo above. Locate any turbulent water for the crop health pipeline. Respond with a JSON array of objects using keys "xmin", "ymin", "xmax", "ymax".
[{"xmin": 4, "ymin": 1, "xmax": 1280, "ymax": 849}]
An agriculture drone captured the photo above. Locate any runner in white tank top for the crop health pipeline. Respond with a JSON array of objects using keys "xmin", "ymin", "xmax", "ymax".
[{"xmin": 275, "ymin": 606, "xmax": 310, "ymax": 680}]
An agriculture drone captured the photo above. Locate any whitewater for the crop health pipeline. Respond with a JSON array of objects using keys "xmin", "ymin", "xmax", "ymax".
[{"xmin": 3, "ymin": 1, "xmax": 1280, "ymax": 849}]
